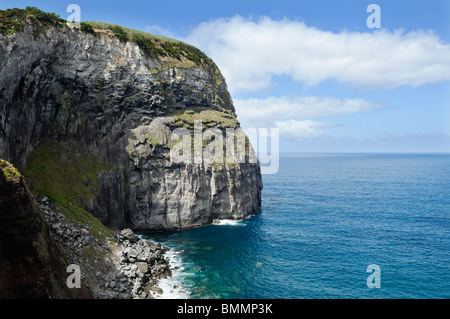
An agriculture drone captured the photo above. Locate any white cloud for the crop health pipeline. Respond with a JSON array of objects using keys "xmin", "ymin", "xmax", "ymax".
[
  {"xmin": 184, "ymin": 16, "xmax": 450, "ymax": 94},
  {"xmin": 274, "ymin": 120, "xmax": 334, "ymax": 141},
  {"xmin": 234, "ymin": 96, "xmax": 379, "ymax": 129}
]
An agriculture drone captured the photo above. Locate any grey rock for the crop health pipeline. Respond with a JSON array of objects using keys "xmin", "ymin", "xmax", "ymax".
[
  {"xmin": 0, "ymin": 22, "xmax": 262, "ymax": 232},
  {"xmin": 136, "ymin": 262, "xmax": 148, "ymax": 275},
  {"xmin": 152, "ymin": 287, "xmax": 163, "ymax": 295},
  {"xmin": 124, "ymin": 247, "xmax": 138, "ymax": 259},
  {"xmin": 83, "ymin": 237, "xmax": 91, "ymax": 246},
  {"xmin": 118, "ymin": 285, "xmax": 127, "ymax": 293},
  {"xmin": 118, "ymin": 228, "xmax": 138, "ymax": 243}
]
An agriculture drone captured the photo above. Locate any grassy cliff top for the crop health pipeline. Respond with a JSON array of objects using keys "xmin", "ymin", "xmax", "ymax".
[
  {"xmin": 83, "ymin": 20, "xmax": 215, "ymax": 69},
  {"xmin": 0, "ymin": 7, "xmax": 65, "ymax": 34},
  {"xmin": 0, "ymin": 7, "xmax": 215, "ymax": 70}
]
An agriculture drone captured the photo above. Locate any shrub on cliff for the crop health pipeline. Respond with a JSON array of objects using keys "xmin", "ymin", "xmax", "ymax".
[
  {"xmin": 80, "ymin": 22, "xmax": 96, "ymax": 34},
  {"xmin": 0, "ymin": 8, "xmax": 26, "ymax": 35},
  {"xmin": 25, "ymin": 6, "xmax": 65, "ymax": 26},
  {"xmin": 132, "ymin": 33, "xmax": 166, "ymax": 58},
  {"xmin": 0, "ymin": 7, "xmax": 66, "ymax": 35},
  {"xmin": 111, "ymin": 25, "xmax": 128, "ymax": 41}
]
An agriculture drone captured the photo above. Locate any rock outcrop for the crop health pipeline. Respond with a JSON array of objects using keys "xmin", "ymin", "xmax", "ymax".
[
  {"xmin": 0, "ymin": 10, "xmax": 262, "ymax": 231},
  {"xmin": 0, "ymin": 159, "xmax": 90, "ymax": 298},
  {"xmin": 0, "ymin": 158, "xmax": 177, "ymax": 299},
  {"xmin": 38, "ymin": 198, "xmax": 175, "ymax": 299}
]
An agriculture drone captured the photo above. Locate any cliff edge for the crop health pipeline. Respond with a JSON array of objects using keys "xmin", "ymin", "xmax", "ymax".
[
  {"xmin": 0, "ymin": 158, "xmax": 93, "ymax": 298},
  {"xmin": 0, "ymin": 8, "xmax": 262, "ymax": 231}
]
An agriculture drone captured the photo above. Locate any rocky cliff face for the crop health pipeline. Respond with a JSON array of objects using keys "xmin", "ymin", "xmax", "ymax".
[
  {"xmin": 0, "ymin": 14, "xmax": 262, "ymax": 231},
  {"xmin": 0, "ymin": 159, "xmax": 90, "ymax": 298},
  {"xmin": 0, "ymin": 158, "xmax": 178, "ymax": 299}
]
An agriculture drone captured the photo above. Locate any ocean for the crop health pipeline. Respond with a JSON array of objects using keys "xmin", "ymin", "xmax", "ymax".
[{"xmin": 142, "ymin": 154, "xmax": 450, "ymax": 299}]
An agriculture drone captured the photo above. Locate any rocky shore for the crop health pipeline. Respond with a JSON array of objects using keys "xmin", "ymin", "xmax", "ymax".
[{"xmin": 37, "ymin": 195, "xmax": 173, "ymax": 299}]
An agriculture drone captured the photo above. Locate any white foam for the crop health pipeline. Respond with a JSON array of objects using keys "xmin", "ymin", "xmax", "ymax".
[
  {"xmin": 151, "ymin": 248, "xmax": 191, "ymax": 299},
  {"xmin": 213, "ymin": 219, "xmax": 245, "ymax": 226}
]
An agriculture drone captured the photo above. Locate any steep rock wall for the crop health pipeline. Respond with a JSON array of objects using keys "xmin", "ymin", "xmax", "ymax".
[
  {"xmin": 0, "ymin": 21, "xmax": 262, "ymax": 231},
  {"xmin": 0, "ymin": 159, "xmax": 91, "ymax": 298}
]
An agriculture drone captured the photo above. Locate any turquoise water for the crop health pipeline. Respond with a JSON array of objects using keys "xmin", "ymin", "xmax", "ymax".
[{"xmin": 143, "ymin": 154, "xmax": 450, "ymax": 299}]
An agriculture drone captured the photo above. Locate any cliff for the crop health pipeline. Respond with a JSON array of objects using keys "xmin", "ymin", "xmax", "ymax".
[
  {"xmin": 0, "ymin": 159, "xmax": 92, "ymax": 298},
  {"xmin": 0, "ymin": 158, "xmax": 177, "ymax": 299},
  {"xmin": 0, "ymin": 8, "xmax": 262, "ymax": 231}
]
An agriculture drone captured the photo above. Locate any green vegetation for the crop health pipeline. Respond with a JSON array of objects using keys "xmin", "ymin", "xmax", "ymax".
[
  {"xmin": 84, "ymin": 20, "xmax": 215, "ymax": 69},
  {"xmin": 80, "ymin": 22, "xmax": 95, "ymax": 34},
  {"xmin": 0, "ymin": 158, "xmax": 22, "ymax": 182},
  {"xmin": 0, "ymin": 8, "xmax": 26, "ymax": 35},
  {"xmin": 57, "ymin": 201, "xmax": 114, "ymax": 243},
  {"xmin": 0, "ymin": 7, "xmax": 65, "ymax": 35},
  {"xmin": 1, "ymin": 7, "xmax": 215, "ymax": 71},
  {"xmin": 172, "ymin": 108, "xmax": 239, "ymax": 130},
  {"xmin": 171, "ymin": 109, "xmax": 241, "ymax": 165},
  {"xmin": 84, "ymin": 21, "xmax": 181, "ymax": 43},
  {"xmin": 111, "ymin": 25, "xmax": 128, "ymax": 41},
  {"xmin": 24, "ymin": 139, "xmax": 113, "ymax": 231},
  {"xmin": 145, "ymin": 136, "xmax": 160, "ymax": 145},
  {"xmin": 133, "ymin": 33, "xmax": 165, "ymax": 58},
  {"xmin": 24, "ymin": 6, "xmax": 65, "ymax": 25}
]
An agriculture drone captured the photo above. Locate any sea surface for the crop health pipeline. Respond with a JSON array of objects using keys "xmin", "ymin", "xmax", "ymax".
[{"xmin": 142, "ymin": 154, "xmax": 450, "ymax": 299}]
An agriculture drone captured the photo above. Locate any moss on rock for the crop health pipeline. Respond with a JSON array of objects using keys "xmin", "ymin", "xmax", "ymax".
[
  {"xmin": 0, "ymin": 158, "xmax": 22, "ymax": 182},
  {"xmin": 24, "ymin": 139, "xmax": 113, "ymax": 227}
]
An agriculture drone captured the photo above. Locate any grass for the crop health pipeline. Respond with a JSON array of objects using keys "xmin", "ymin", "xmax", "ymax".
[
  {"xmin": 80, "ymin": 21, "xmax": 95, "ymax": 34},
  {"xmin": 171, "ymin": 109, "xmax": 245, "ymax": 165},
  {"xmin": 145, "ymin": 136, "xmax": 160, "ymax": 145},
  {"xmin": 172, "ymin": 108, "xmax": 239, "ymax": 130},
  {"xmin": 56, "ymin": 201, "xmax": 114, "ymax": 243},
  {"xmin": 23, "ymin": 6, "xmax": 65, "ymax": 25},
  {"xmin": 83, "ymin": 21, "xmax": 182, "ymax": 43},
  {"xmin": 84, "ymin": 20, "xmax": 215, "ymax": 69},
  {"xmin": 1, "ymin": 7, "xmax": 216, "ymax": 72},
  {"xmin": 24, "ymin": 139, "xmax": 113, "ymax": 231},
  {"xmin": 0, "ymin": 8, "xmax": 26, "ymax": 35},
  {"xmin": 0, "ymin": 7, "xmax": 65, "ymax": 35}
]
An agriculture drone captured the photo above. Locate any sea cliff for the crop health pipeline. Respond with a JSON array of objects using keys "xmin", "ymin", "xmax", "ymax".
[
  {"xmin": 0, "ymin": 8, "xmax": 262, "ymax": 231},
  {"xmin": 0, "ymin": 7, "xmax": 262, "ymax": 298}
]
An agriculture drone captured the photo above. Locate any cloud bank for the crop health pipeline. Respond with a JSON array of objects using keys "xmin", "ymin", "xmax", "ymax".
[
  {"xmin": 185, "ymin": 16, "xmax": 450, "ymax": 94},
  {"xmin": 234, "ymin": 96, "xmax": 379, "ymax": 140}
]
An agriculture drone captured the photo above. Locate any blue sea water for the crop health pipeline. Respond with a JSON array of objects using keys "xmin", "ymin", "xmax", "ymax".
[{"xmin": 143, "ymin": 154, "xmax": 450, "ymax": 299}]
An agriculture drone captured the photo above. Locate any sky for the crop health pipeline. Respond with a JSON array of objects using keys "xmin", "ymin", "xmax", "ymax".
[{"xmin": 1, "ymin": 0, "xmax": 450, "ymax": 153}]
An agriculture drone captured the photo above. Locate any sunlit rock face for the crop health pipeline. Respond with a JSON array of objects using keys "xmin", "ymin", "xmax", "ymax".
[{"xmin": 0, "ymin": 22, "xmax": 262, "ymax": 231}]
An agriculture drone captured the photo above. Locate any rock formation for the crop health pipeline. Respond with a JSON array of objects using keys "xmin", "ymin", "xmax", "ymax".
[
  {"xmin": 0, "ymin": 159, "xmax": 90, "ymax": 298},
  {"xmin": 0, "ymin": 159, "xmax": 177, "ymax": 298},
  {"xmin": 0, "ymin": 8, "xmax": 262, "ymax": 231}
]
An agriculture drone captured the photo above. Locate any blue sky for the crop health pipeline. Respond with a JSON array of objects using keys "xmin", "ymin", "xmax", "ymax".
[{"xmin": 2, "ymin": 0, "xmax": 449, "ymax": 153}]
